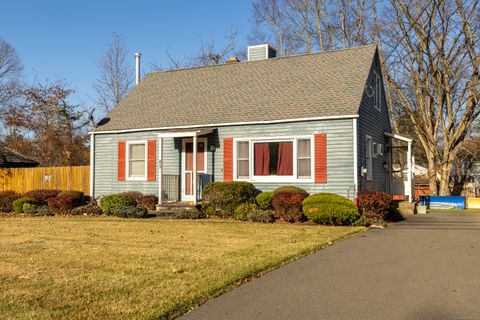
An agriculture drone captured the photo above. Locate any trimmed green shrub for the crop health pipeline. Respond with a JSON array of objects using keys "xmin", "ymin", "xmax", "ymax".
[
  {"xmin": 117, "ymin": 191, "xmax": 144, "ymax": 204},
  {"xmin": 23, "ymin": 203, "xmax": 51, "ymax": 216},
  {"xmin": 359, "ymin": 191, "xmax": 393, "ymax": 220},
  {"xmin": 202, "ymin": 182, "xmax": 256, "ymax": 218},
  {"xmin": 272, "ymin": 190, "xmax": 309, "ymax": 222},
  {"xmin": 112, "ymin": 206, "xmax": 148, "ymax": 218},
  {"xmin": 247, "ymin": 209, "xmax": 276, "ymax": 223},
  {"xmin": 100, "ymin": 194, "xmax": 137, "ymax": 215},
  {"xmin": 302, "ymin": 202, "xmax": 360, "ymax": 225},
  {"xmin": 303, "ymin": 193, "xmax": 355, "ymax": 208},
  {"xmin": 174, "ymin": 209, "xmax": 206, "ymax": 219},
  {"xmin": 234, "ymin": 203, "xmax": 258, "ymax": 221},
  {"xmin": 71, "ymin": 204, "xmax": 103, "ymax": 216},
  {"xmin": 256, "ymin": 192, "xmax": 274, "ymax": 210},
  {"xmin": 58, "ymin": 190, "xmax": 84, "ymax": 203},
  {"xmin": 47, "ymin": 195, "xmax": 82, "ymax": 213},
  {"xmin": 140, "ymin": 195, "xmax": 158, "ymax": 211},
  {"xmin": 12, "ymin": 197, "xmax": 32, "ymax": 213},
  {"xmin": 273, "ymin": 186, "xmax": 307, "ymax": 194},
  {"xmin": 23, "ymin": 203, "xmax": 38, "ymax": 215},
  {"xmin": 23, "ymin": 189, "xmax": 61, "ymax": 204},
  {"xmin": 0, "ymin": 191, "xmax": 21, "ymax": 212}
]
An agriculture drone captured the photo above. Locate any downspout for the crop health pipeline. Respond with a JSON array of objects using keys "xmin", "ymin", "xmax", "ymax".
[
  {"xmin": 90, "ymin": 133, "xmax": 95, "ymax": 201},
  {"xmin": 353, "ymin": 118, "xmax": 358, "ymax": 205}
]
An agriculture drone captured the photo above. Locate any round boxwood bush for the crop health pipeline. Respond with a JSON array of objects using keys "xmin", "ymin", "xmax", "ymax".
[
  {"xmin": 247, "ymin": 209, "xmax": 276, "ymax": 223},
  {"xmin": 273, "ymin": 186, "xmax": 307, "ymax": 194},
  {"xmin": 0, "ymin": 191, "xmax": 21, "ymax": 213},
  {"xmin": 302, "ymin": 194, "xmax": 360, "ymax": 225},
  {"xmin": 234, "ymin": 203, "xmax": 258, "ymax": 221},
  {"xmin": 112, "ymin": 206, "xmax": 148, "ymax": 218},
  {"xmin": 201, "ymin": 182, "xmax": 256, "ymax": 218},
  {"xmin": 58, "ymin": 190, "xmax": 84, "ymax": 203},
  {"xmin": 256, "ymin": 192, "xmax": 274, "ymax": 210},
  {"xmin": 12, "ymin": 197, "xmax": 33, "ymax": 213},
  {"xmin": 303, "ymin": 193, "xmax": 356, "ymax": 208},
  {"xmin": 272, "ymin": 190, "xmax": 309, "ymax": 223},
  {"xmin": 23, "ymin": 189, "xmax": 61, "ymax": 205},
  {"xmin": 100, "ymin": 194, "xmax": 137, "ymax": 215}
]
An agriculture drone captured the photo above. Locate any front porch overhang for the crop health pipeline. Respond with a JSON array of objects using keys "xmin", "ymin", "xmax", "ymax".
[
  {"xmin": 156, "ymin": 128, "xmax": 214, "ymax": 206},
  {"xmin": 156, "ymin": 128, "xmax": 214, "ymax": 138}
]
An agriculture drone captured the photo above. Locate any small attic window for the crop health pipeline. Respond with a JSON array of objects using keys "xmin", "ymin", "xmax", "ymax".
[{"xmin": 374, "ymin": 72, "xmax": 382, "ymax": 112}]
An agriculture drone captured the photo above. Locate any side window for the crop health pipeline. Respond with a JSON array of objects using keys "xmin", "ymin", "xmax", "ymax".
[
  {"xmin": 366, "ymin": 136, "xmax": 373, "ymax": 181},
  {"xmin": 374, "ymin": 72, "xmax": 382, "ymax": 111}
]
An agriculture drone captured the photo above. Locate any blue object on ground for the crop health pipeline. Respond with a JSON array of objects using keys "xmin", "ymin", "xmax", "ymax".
[{"xmin": 419, "ymin": 196, "xmax": 466, "ymax": 209}]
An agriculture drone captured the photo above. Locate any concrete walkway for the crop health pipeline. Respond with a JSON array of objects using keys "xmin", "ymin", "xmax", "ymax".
[{"xmin": 182, "ymin": 212, "xmax": 480, "ymax": 320}]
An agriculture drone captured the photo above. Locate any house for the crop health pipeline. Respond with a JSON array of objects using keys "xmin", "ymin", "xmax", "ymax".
[
  {"xmin": 90, "ymin": 44, "xmax": 415, "ymax": 204},
  {"xmin": 0, "ymin": 146, "xmax": 39, "ymax": 168}
]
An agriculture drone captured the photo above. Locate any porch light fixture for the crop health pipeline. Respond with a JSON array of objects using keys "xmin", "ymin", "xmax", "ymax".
[
  {"xmin": 209, "ymin": 144, "xmax": 216, "ymax": 152},
  {"xmin": 383, "ymin": 161, "xmax": 388, "ymax": 170}
]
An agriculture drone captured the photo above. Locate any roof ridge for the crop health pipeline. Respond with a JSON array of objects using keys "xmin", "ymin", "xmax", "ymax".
[{"xmin": 145, "ymin": 44, "xmax": 377, "ymax": 78}]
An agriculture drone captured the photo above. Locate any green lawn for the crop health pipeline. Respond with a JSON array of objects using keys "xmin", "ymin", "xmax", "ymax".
[{"xmin": 0, "ymin": 216, "xmax": 364, "ymax": 319}]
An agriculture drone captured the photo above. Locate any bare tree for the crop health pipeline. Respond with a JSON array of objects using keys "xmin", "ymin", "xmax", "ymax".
[
  {"xmin": 94, "ymin": 34, "xmax": 133, "ymax": 115},
  {"xmin": 383, "ymin": 0, "xmax": 480, "ymax": 195},
  {"xmin": 0, "ymin": 38, "xmax": 22, "ymax": 109},
  {"xmin": 250, "ymin": 0, "xmax": 480, "ymax": 195},
  {"xmin": 151, "ymin": 28, "xmax": 243, "ymax": 70}
]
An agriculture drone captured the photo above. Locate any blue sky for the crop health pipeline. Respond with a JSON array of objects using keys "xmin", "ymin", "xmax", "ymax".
[{"xmin": 1, "ymin": 0, "xmax": 253, "ymax": 112}]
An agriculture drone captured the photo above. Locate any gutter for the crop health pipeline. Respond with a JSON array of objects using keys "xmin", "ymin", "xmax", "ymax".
[{"xmin": 90, "ymin": 114, "xmax": 360, "ymax": 135}]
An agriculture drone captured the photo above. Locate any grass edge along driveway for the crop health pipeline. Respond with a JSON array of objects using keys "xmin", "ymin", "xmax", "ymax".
[{"xmin": 0, "ymin": 216, "xmax": 365, "ymax": 319}]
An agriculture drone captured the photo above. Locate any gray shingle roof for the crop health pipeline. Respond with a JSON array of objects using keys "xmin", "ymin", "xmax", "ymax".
[
  {"xmin": 95, "ymin": 45, "xmax": 376, "ymax": 132},
  {"xmin": 0, "ymin": 147, "xmax": 39, "ymax": 168}
]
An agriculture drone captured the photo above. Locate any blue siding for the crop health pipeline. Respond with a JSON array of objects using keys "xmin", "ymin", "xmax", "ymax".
[{"xmin": 93, "ymin": 118, "xmax": 356, "ymax": 199}]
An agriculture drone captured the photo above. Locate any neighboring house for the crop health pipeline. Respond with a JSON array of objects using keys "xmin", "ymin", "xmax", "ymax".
[
  {"xmin": 0, "ymin": 147, "xmax": 39, "ymax": 168},
  {"xmin": 91, "ymin": 44, "xmax": 414, "ymax": 204}
]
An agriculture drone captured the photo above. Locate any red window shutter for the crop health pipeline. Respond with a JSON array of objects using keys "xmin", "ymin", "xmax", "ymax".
[
  {"xmin": 147, "ymin": 140, "xmax": 156, "ymax": 181},
  {"xmin": 314, "ymin": 134, "xmax": 327, "ymax": 183},
  {"xmin": 118, "ymin": 141, "xmax": 126, "ymax": 181},
  {"xmin": 223, "ymin": 138, "xmax": 233, "ymax": 182}
]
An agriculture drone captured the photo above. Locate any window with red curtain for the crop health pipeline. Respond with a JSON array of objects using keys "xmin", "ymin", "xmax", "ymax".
[{"xmin": 254, "ymin": 142, "xmax": 293, "ymax": 176}]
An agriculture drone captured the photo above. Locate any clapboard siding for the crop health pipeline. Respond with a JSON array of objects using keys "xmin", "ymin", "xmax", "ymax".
[
  {"xmin": 211, "ymin": 119, "xmax": 355, "ymax": 198},
  {"xmin": 357, "ymin": 50, "xmax": 392, "ymax": 192},
  {"xmin": 94, "ymin": 118, "xmax": 355, "ymax": 198}
]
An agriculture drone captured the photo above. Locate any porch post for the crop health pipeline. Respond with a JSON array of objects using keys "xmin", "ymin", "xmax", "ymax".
[
  {"xmin": 192, "ymin": 135, "xmax": 198, "ymax": 205},
  {"xmin": 407, "ymin": 141, "xmax": 412, "ymax": 202},
  {"xmin": 158, "ymin": 138, "xmax": 163, "ymax": 205}
]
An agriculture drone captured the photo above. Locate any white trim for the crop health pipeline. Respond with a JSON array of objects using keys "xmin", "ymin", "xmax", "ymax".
[
  {"xmin": 181, "ymin": 138, "xmax": 208, "ymax": 201},
  {"xmin": 158, "ymin": 138, "xmax": 163, "ymax": 205},
  {"xmin": 125, "ymin": 140, "xmax": 148, "ymax": 181},
  {"xmin": 384, "ymin": 132, "xmax": 413, "ymax": 143},
  {"xmin": 156, "ymin": 128, "xmax": 213, "ymax": 138},
  {"xmin": 353, "ymin": 119, "xmax": 358, "ymax": 195},
  {"xmin": 232, "ymin": 135, "xmax": 314, "ymax": 183},
  {"xmin": 89, "ymin": 133, "xmax": 95, "ymax": 200},
  {"xmin": 90, "ymin": 115, "xmax": 359, "ymax": 135}
]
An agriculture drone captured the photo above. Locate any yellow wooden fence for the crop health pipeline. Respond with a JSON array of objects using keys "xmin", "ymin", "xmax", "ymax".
[{"xmin": 0, "ymin": 166, "xmax": 90, "ymax": 196}]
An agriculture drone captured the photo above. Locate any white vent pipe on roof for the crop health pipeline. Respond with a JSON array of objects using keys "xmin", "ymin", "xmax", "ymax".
[{"xmin": 135, "ymin": 52, "xmax": 141, "ymax": 85}]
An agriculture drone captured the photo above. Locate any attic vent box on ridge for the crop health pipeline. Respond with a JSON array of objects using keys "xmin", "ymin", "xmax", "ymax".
[{"xmin": 247, "ymin": 44, "xmax": 277, "ymax": 61}]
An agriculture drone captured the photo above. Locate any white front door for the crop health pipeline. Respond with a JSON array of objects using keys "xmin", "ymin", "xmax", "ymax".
[{"xmin": 181, "ymin": 138, "xmax": 207, "ymax": 201}]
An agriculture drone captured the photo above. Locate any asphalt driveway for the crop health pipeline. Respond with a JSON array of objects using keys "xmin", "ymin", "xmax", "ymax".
[{"xmin": 182, "ymin": 212, "xmax": 480, "ymax": 320}]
